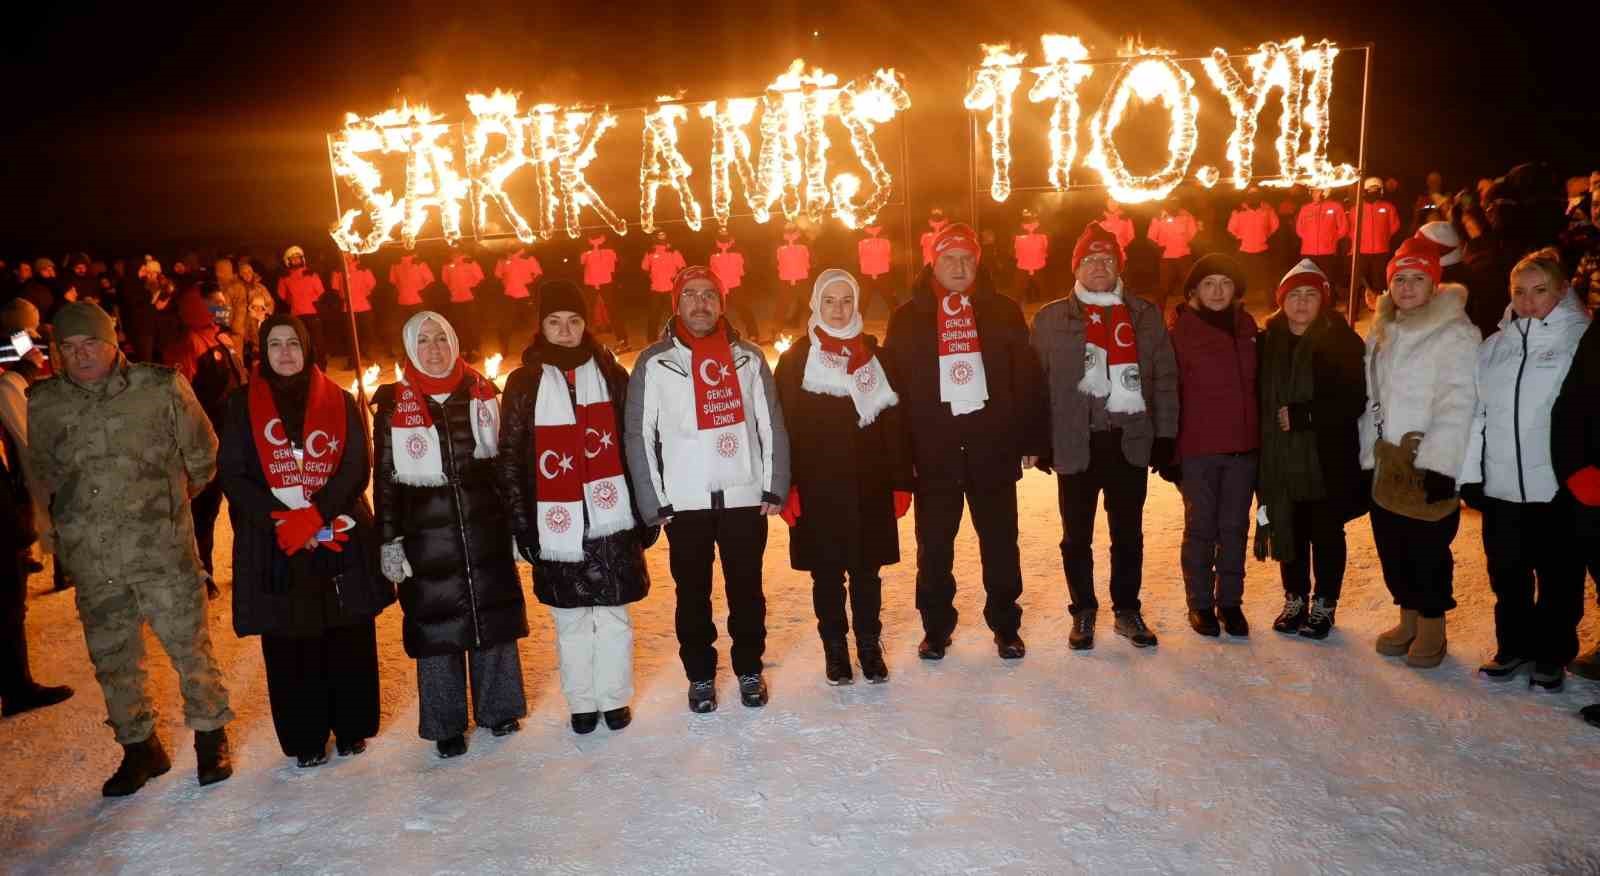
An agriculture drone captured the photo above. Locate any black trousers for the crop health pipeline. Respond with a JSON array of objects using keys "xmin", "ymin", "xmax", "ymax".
[
  {"xmin": 1278, "ymin": 499, "xmax": 1349, "ymax": 604},
  {"xmin": 0, "ymin": 553, "xmax": 33, "ymax": 697},
  {"xmin": 300, "ymin": 314, "xmax": 329, "ymax": 370},
  {"xmin": 914, "ymin": 479, "xmax": 1023, "ymax": 640},
  {"xmin": 1058, "ymin": 430, "xmax": 1149, "ymax": 615},
  {"xmin": 191, "ymin": 477, "xmax": 224, "ymax": 579},
  {"xmin": 724, "ymin": 287, "xmax": 762, "ymax": 341},
  {"xmin": 645, "ymin": 293, "xmax": 675, "ymax": 343},
  {"xmin": 1238, "ymin": 251, "xmax": 1275, "ymax": 308},
  {"xmin": 858, "ymin": 274, "xmax": 897, "ymax": 321},
  {"xmin": 776, "ymin": 280, "xmax": 809, "ymax": 334},
  {"xmin": 585, "ymin": 284, "xmax": 629, "ymax": 344},
  {"xmin": 350, "ymin": 310, "xmax": 380, "ymax": 360},
  {"xmin": 1015, "ymin": 272, "xmax": 1045, "ymax": 304},
  {"xmin": 260, "ymin": 620, "xmax": 381, "ymax": 759},
  {"xmin": 447, "ymin": 300, "xmax": 479, "ymax": 356},
  {"xmin": 812, "ymin": 566, "xmax": 883, "ymax": 643},
  {"xmin": 1158, "ymin": 256, "xmax": 1193, "ymax": 313},
  {"xmin": 1580, "ymin": 506, "xmax": 1600, "ymax": 605},
  {"xmin": 1370, "ymin": 505, "xmax": 1460, "ymax": 618},
  {"xmin": 499, "ymin": 296, "xmax": 536, "ymax": 357},
  {"xmin": 666, "ymin": 508, "xmax": 769, "ymax": 681},
  {"xmin": 1483, "ymin": 497, "xmax": 1585, "ymax": 665},
  {"xmin": 1353, "ymin": 252, "xmax": 1390, "ymax": 316}
]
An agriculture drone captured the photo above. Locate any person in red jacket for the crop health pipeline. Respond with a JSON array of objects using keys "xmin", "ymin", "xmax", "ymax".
[
  {"xmin": 1149, "ymin": 202, "xmax": 1199, "ymax": 315},
  {"xmin": 388, "ymin": 252, "xmax": 434, "ymax": 349},
  {"xmin": 1295, "ymin": 188, "xmax": 1349, "ymax": 286},
  {"xmin": 1227, "ymin": 187, "xmax": 1280, "ymax": 307},
  {"xmin": 919, "ymin": 208, "xmax": 948, "ymax": 266},
  {"xmin": 776, "ymin": 223, "xmax": 813, "ymax": 336},
  {"xmin": 1013, "ymin": 208, "xmax": 1050, "ymax": 304},
  {"xmin": 1163, "ymin": 253, "xmax": 1260, "ymax": 638},
  {"xmin": 857, "ymin": 224, "xmax": 895, "ymax": 321},
  {"xmin": 710, "ymin": 231, "xmax": 761, "ymax": 342},
  {"xmin": 494, "ymin": 245, "xmax": 543, "ymax": 355},
  {"xmin": 641, "ymin": 228, "xmax": 687, "ymax": 340},
  {"xmin": 1099, "ymin": 197, "xmax": 1136, "ymax": 251},
  {"xmin": 442, "ymin": 245, "xmax": 485, "ymax": 358},
  {"xmin": 581, "ymin": 234, "xmax": 627, "ymax": 350},
  {"xmin": 1351, "ymin": 177, "xmax": 1402, "ymax": 318},
  {"xmin": 333, "ymin": 253, "xmax": 380, "ymax": 361},
  {"xmin": 276, "ymin": 246, "xmax": 328, "ymax": 369}
]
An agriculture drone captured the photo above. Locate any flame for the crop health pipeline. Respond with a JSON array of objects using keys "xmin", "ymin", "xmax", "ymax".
[
  {"xmin": 699, "ymin": 98, "xmax": 767, "ymax": 228},
  {"xmin": 831, "ymin": 68, "xmax": 910, "ymax": 228},
  {"xmin": 1296, "ymin": 41, "xmax": 1359, "ymax": 188},
  {"xmin": 1027, "ymin": 35, "xmax": 1093, "ymax": 191},
  {"xmin": 1202, "ymin": 39, "xmax": 1305, "ymax": 189},
  {"xmin": 1084, "ymin": 49, "xmax": 1199, "ymax": 203},
  {"xmin": 393, "ymin": 362, "xmax": 404, "ymax": 382},
  {"xmin": 639, "ymin": 100, "xmax": 704, "ymax": 233},
  {"xmin": 329, "ymin": 100, "xmax": 467, "ymax": 254},
  {"xmin": 774, "ymin": 333, "xmax": 794, "ymax": 354},
  {"xmin": 484, "ymin": 353, "xmax": 503, "ymax": 380},
  {"xmin": 757, "ymin": 60, "xmax": 842, "ymax": 223},
  {"xmin": 465, "ymin": 89, "xmax": 536, "ymax": 243},
  {"xmin": 964, "ymin": 44, "xmax": 1027, "ymax": 202}
]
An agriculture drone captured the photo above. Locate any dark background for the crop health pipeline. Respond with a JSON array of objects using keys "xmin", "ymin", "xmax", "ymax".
[{"xmin": 0, "ymin": 0, "xmax": 1591, "ymax": 255}]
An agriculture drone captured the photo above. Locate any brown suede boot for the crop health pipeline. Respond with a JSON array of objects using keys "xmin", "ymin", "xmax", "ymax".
[
  {"xmin": 1375, "ymin": 608, "xmax": 1419, "ymax": 656},
  {"xmin": 1405, "ymin": 615, "xmax": 1447, "ymax": 668}
]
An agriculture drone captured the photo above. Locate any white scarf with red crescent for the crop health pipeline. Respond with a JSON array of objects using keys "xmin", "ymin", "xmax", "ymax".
[
  {"xmin": 247, "ymin": 367, "xmax": 348, "ymax": 509},
  {"xmin": 532, "ymin": 360, "xmax": 633, "ymax": 562},
  {"xmin": 935, "ymin": 282, "xmax": 987, "ymax": 416},
  {"xmin": 1075, "ymin": 283, "xmax": 1145, "ymax": 414},
  {"xmin": 676, "ymin": 320, "xmax": 755, "ymax": 491}
]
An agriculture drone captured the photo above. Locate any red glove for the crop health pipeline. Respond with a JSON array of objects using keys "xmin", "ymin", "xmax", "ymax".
[
  {"xmin": 894, "ymin": 491, "xmax": 913, "ymax": 519},
  {"xmin": 1568, "ymin": 466, "xmax": 1600, "ymax": 507},
  {"xmin": 779, "ymin": 486, "xmax": 802, "ymax": 527},
  {"xmin": 320, "ymin": 530, "xmax": 351, "ymax": 553},
  {"xmin": 271, "ymin": 508, "xmax": 324, "ymax": 556}
]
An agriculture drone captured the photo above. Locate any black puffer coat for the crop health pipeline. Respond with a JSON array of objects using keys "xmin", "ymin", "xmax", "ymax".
[
  {"xmin": 774, "ymin": 334, "xmax": 912, "ymax": 572},
  {"xmin": 495, "ymin": 339, "xmax": 657, "ymax": 608},
  {"xmin": 373, "ymin": 380, "xmax": 527, "ymax": 657},
  {"xmin": 220, "ymin": 387, "xmax": 394, "ymax": 638}
]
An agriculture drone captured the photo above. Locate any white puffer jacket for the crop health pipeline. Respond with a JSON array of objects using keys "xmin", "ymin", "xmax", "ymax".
[
  {"xmin": 1460, "ymin": 291, "xmax": 1591, "ymax": 502},
  {"xmin": 1358, "ymin": 284, "xmax": 1481, "ymax": 478}
]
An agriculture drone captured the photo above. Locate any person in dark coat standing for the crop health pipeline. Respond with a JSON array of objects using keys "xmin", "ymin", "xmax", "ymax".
[
  {"xmin": 1554, "ymin": 307, "xmax": 1600, "ymax": 727},
  {"xmin": 219, "ymin": 315, "xmax": 393, "ymax": 767},
  {"xmin": 1164, "ymin": 254, "xmax": 1260, "ymax": 638},
  {"xmin": 776, "ymin": 269, "xmax": 912, "ymax": 685},
  {"xmin": 373, "ymin": 310, "xmax": 527, "ymax": 759},
  {"xmin": 496, "ymin": 281, "xmax": 656, "ymax": 735},
  {"xmin": 1030, "ymin": 223, "xmax": 1179, "ymax": 651},
  {"xmin": 1256, "ymin": 260, "xmax": 1368, "ymax": 640},
  {"xmin": 882, "ymin": 223, "xmax": 1047, "ymax": 662}
]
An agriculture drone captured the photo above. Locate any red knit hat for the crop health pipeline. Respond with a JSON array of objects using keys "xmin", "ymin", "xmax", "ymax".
[
  {"xmin": 1387, "ymin": 237, "xmax": 1443, "ymax": 287},
  {"xmin": 1275, "ymin": 258, "xmax": 1331, "ymax": 309},
  {"xmin": 1072, "ymin": 222, "xmax": 1124, "ymax": 272},
  {"xmin": 929, "ymin": 222, "xmax": 981, "ymax": 263},
  {"xmin": 671, "ymin": 265, "xmax": 726, "ymax": 310}
]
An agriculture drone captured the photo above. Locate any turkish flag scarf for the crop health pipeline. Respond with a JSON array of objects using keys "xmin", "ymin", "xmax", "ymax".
[
  {"xmin": 1074, "ymin": 283, "xmax": 1145, "ymax": 414},
  {"xmin": 389, "ymin": 358, "xmax": 499, "ymax": 487},
  {"xmin": 248, "ymin": 366, "xmax": 348, "ymax": 509},
  {"xmin": 934, "ymin": 279, "xmax": 988, "ymax": 416},
  {"xmin": 532, "ymin": 358, "xmax": 633, "ymax": 562},
  {"xmin": 675, "ymin": 318, "xmax": 755, "ymax": 491}
]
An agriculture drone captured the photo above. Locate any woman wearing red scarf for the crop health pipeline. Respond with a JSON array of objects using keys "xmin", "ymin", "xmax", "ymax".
[
  {"xmin": 372, "ymin": 310, "xmax": 526, "ymax": 759},
  {"xmin": 775, "ymin": 268, "xmax": 911, "ymax": 685},
  {"xmin": 496, "ymin": 281, "xmax": 658, "ymax": 735},
  {"xmin": 218, "ymin": 315, "xmax": 393, "ymax": 768}
]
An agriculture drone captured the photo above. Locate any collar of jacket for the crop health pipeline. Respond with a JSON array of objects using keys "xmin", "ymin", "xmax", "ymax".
[
  {"xmin": 63, "ymin": 352, "xmax": 131, "ymax": 399},
  {"xmin": 1372, "ymin": 283, "xmax": 1469, "ymax": 348},
  {"xmin": 1496, "ymin": 289, "xmax": 1590, "ymax": 334},
  {"xmin": 909, "ymin": 264, "xmax": 997, "ymax": 309},
  {"xmin": 658, "ymin": 316, "xmax": 747, "ymax": 348}
]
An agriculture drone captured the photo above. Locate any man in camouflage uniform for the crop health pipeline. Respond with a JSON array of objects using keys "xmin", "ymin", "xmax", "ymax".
[{"xmin": 28, "ymin": 302, "xmax": 234, "ymax": 796}]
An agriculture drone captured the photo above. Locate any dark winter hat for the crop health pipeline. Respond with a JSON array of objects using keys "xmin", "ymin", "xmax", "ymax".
[
  {"xmin": 1182, "ymin": 253, "xmax": 1247, "ymax": 301},
  {"xmin": 51, "ymin": 301, "xmax": 117, "ymax": 345},
  {"xmin": 538, "ymin": 279, "xmax": 588, "ymax": 322}
]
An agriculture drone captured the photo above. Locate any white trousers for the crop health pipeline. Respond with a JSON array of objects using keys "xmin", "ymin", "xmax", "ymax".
[{"xmin": 548, "ymin": 605, "xmax": 635, "ymax": 713}]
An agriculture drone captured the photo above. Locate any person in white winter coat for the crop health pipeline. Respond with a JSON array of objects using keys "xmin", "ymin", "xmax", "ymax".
[
  {"xmin": 1460, "ymin": 250, "xmax": 1590, "ymax": 690},
  {"xmin": 1359, "ymin": 237, "xmax": 1481, "ymax": 668}
]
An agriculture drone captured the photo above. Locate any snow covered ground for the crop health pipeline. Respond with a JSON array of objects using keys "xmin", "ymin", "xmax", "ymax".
[{"xmin": 5, "ymin": 344, "xmax": 1600, "ymax": 874}]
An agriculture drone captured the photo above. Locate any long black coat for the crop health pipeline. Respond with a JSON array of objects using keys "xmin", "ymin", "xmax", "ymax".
[
  {"xmin": 219, "ymin": 387, "xmax": 394, "ymax": 638},
  {"xmin": 774, "ymin": 334, "xmax": 912, "ymax": 572},
  {"xmin": 495, "ymin": 341, "xmax": 656, "ymax": 608},
  {"xmin": 372, "ymin": 381, "xmax": 527, "ymax": 657},
  {"xmin": 1260, "ymin": 310, "xmax": 1369, "ymax": 521},
  {"xmin": 1553, "ymin": 317, "xmax": 1600, "ymax": 488},
  {"xmin": 881, "ymin": 266, "xmax": 1048, "ymax": 490}
]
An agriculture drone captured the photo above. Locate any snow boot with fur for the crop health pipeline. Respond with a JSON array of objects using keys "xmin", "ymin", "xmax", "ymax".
[{"xmin": 1376, "ymin": 608, "xmax": 1419, "ymax": 657}]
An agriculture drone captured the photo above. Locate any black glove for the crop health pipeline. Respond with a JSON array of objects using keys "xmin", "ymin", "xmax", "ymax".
[
  {"xmin": 638, "ymin": 524, "xmax": 662, "ymax": 550},
  {"xmin": 1422, "ymin": 470, "xmax": 1457, "ymax": 505},
  {"xmin": 514, "ymin": 530, "xmax": 539, "ymax": 564},
  {"xmin": 1458, "ymin": 482, "xmax": 1486, "ymax": 511},
  {"xmin": 1157, "ymin": 462, "xmax": 1183, "ymax": 485},
  {"xmin": 1287, "ymin": 402, "xmax": 1315, "ymax": 432},
  {"xmin": 1149, "ymin": 437, "xmax": 1176, "ymax": 474},
  {"xmin": 1033, "ymin": 454, "xmax": 1054, "ymax": 476}
]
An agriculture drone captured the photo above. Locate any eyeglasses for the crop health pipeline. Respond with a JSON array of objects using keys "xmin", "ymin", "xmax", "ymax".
[
  {"xmin": 1080, "ymin": 255, "xmax": 1117, "ymax": 269},
  {"xmin": 679, "ymin": 289, "xmax": 721, "ymax": 304}
]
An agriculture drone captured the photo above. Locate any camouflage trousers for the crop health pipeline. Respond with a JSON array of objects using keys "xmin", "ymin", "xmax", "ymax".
[{"xmin": 73, "ymin": 571, "xmax": 234, "ymax": 744}]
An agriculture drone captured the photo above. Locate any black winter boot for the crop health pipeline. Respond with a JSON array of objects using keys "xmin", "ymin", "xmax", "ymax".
[
  {"xmin": 1188, "ymin": 609, "xmax": 1221, "ymax": 637},
  {"xmin": 195, "ymin": 728, "xmax": 233, "ymax": 786},
  {"xmin": 570, "ymin": 712, "xmax": 600, "ymax": 734},
  {"xmin": 737, "ymin": 673, "xmax": 769, "ymax": 708},
  {"xmin": 1, "ymin": 682, "xmax": 74, "ymax": 718},
  {"xmin": 102, "ymin": 736, "xmax": 172, "ymax": 797},
  {"xmin": 1216, "ymin": 606, "xmax": 1249, "ymax": 638},
  {"xmin": 857, "ymin": 638, "xmax": 889, "ymax": 683},
  {"xmin": 917, "ymin": 635, "xmax": 951, "ymax": 661},
  {"xmin": 822, "ymin": 638, "xmax": 854, "ymax": 685},
  {"xmin": 1068, "ymin": 610, "xmax": 1096, "ymax": 651},
  {"xmin": 688, "ymin": 680, "xmax": 718, "ymax": 714},
  {"xmin": 1272, "ymin": 594, "xmax": 1308, "ymax": 634},
  {"xmin": 1298, "ymin": 599, "xmax": 1336, "ymax": 639},
  {"xmin": 994, "ymin": 633, "xmax": 1026, "ymax": 660},
  {"xmin": 603, "ymin": 707, "xmax": 632, "ymax": 731},
  {"xmin": 436, "ymin": 734, "xmax": 467, "ymax": 758}
]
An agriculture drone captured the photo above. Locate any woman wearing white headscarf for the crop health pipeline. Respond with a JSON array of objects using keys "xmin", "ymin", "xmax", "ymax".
[
  {"xmin": 774, "ymin": 268, "xmax": 911, "ymax": 686},
  {"xmin": 372, "ymin": 311, "xmax": 527, "ymax": 759}
]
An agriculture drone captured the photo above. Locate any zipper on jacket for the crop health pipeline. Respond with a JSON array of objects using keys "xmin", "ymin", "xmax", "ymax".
[
  {"xmin": 1512, "ymin": 320, "xmax": 1529, "ymax": 503},
  {"xmin": 441, "ymin": 398, "xmax": 482, "ymax": 647}
]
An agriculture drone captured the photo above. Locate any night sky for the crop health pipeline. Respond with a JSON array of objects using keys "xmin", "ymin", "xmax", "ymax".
[{"xmin": 0, "ymin": 0, "xmax": 1590, "ymax": 254}]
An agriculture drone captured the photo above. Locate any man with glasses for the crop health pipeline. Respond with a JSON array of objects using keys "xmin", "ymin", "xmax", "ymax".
[
  {"xmin": 28, "ymin": 302, "xmax": 233, "ymax": 796},
  {"xmin": 1030, "ymin": 224, "xmax": 1179, "ymax": 651}
]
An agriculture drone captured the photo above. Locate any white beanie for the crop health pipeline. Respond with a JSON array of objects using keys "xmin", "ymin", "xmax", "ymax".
[{"xmin": 1416, "ymin": 221, "xmax": 1463, "ymax": 267}]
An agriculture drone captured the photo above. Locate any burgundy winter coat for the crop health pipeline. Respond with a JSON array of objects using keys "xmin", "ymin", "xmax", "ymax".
[{"xmin": 1168, "ymin": 303, "xmax": 1260, "ymax": 460}]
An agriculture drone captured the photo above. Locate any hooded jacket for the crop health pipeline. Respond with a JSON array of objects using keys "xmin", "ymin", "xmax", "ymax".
[
  {"xmin": 1460, "ymin": 291, "xmax": 1590, "ymax": 502},
  {"xmin": 1358, "ymin": 284, "xmax": 1481, "ymax": 476}
]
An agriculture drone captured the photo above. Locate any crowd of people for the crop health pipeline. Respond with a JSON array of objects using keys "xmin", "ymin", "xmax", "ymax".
[{"xmin": 1, "ymin": 162, "xmax": 1599, "ymax": 804}]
